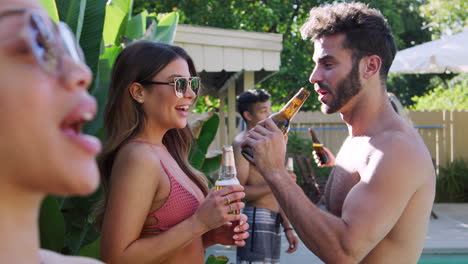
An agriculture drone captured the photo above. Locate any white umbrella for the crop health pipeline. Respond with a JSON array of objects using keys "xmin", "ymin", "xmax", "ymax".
[{"xmin": 389, "ymin": 30, "xmax": 468, "ymax": 74}]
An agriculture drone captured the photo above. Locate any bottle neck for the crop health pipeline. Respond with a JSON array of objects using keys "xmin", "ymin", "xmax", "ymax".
[
  {"xmin": 218, "ymin": 167, "xmax": 237, "ymax": 181},
  {"xmin": 218, "ymin": 146, "xmax": 237, "ymax": 182},
  {"xmin": 278, "ymin": 88, "xmax": 310, "ymax": 121},
  {"xmin": 309, "ymin": 129, "xmax": 321, "ymax": 144}
]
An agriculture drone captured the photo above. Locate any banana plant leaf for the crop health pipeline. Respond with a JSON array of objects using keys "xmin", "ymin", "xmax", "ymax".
[
  {"xmin": 84, "ymin": 45, "xmax": 122, "ymax": 136},
  {"xmin": 125, "ymin": 10, "xmax": 148, "ymax": 40},
  {"xmin": 55, "ymin": 0, "xmax": 86, "ymax": 41},
  {"xmin": 78, "ymin": 0, "xmax": 106, "ymax": 76},
  {"xmin": 189, "ymin": 112, "xmax": 220, "ymax": 170},
  {"xmin": 103, "ymin": 0, "xmax": 133, "ymax": 45},
  {"xmin": 39, "ymin": 196, "xmax": 65, "ymax": 252},
  {"xmin": 148, "ymin": 12, "xmax": 179, "ymax": 44},
  {"xmin": 38, "ymin": 0, "xmax": 59, "ymax": 22},
  {"xmin": 201, "ymin": 154, "xmax": 223, "ymax": 186},
  {"xmin": 61, "ymin": 187, "xmax": 102, "ymax": 255},
  {"xmin": 79, "ymin": 237, "xmax": 100, "ymax": 259}
]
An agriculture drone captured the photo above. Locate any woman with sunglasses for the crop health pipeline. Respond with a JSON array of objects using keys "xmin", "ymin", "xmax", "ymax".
[
  {"xmin": 0, "ymin": 0, "xmax": 102, "ymax": 263},
  {"xmin": 96, "ymin": 40, "xmax": 249, "ymax": 263}
]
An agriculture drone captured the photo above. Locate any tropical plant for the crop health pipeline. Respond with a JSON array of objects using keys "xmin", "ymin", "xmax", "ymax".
[
  {"xmin": 38, "ymin": 0, "xmax": 179, "ymax": 258},
  {"xmin": 189, "ymin": 110, "xmax": 223, "ymax": 186},
  {"xmin": 435, "ymin": 159, "xmax": 468, "ymax": 202}
]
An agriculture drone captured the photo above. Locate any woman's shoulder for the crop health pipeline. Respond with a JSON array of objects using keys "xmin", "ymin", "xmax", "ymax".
[
  {"xmin": 39, "ymin": 249, "xmax": 103, "ymax": 264},
  {"xmin": 115, "ymin": 141, "xmax": 161, "ymax": 166},
  {"xmin": 111, "ymin": 141, "xmax": 163, "ymax": 183}
]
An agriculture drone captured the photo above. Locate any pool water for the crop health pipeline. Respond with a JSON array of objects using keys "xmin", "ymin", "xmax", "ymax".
[{"xmin": 418, "ymin": 254, "xmax": 468, "ymax": 264}]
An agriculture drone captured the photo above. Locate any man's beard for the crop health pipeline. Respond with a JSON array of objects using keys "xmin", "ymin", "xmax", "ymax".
[{"xmin": 320, "ymin": 62, "xmax": 362, "ymax": 114}]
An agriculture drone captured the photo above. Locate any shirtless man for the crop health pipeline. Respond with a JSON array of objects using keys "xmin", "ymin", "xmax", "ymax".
[
  {"xmin": 241, "ymin": 3, "xmax": 436, "ymax": 263},
  {"xmin": 233, "ymin": 89, "xmax": 298, "ymax": 264}
]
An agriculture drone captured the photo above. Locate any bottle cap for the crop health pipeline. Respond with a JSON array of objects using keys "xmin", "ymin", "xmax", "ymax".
[{"xmin": 286, "ymin": 157, "xmax": 294, "ymax": 172}]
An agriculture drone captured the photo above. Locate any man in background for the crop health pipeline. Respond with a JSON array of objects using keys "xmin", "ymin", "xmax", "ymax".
[{"xmin": 233, "ymin": 89, "xmax": 298, "ymax": 264}]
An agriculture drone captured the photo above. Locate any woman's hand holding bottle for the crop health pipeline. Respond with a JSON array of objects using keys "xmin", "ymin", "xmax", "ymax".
[{"xmin": 193, "ymin": 185, "xmax": 246, "ymax": 234}]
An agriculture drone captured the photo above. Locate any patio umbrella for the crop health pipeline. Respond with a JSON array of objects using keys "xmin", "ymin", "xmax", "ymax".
[{"xmin": 389, "ymin": 30, "xmax": 468, "ymax": 74}]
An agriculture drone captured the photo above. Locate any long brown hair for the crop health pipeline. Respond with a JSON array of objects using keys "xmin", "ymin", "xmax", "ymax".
[{"xmin": 95, "ymin": 41, "xmax": 209, "ymax": 228}]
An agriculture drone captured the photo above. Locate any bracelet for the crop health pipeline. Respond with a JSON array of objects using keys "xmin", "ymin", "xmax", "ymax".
[{"xmin": 284, "ymin": 227, "xmax": 293, "ymax": 232}]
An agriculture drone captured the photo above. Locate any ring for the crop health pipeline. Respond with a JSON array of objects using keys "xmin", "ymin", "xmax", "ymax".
[{"xmin": 225, "ymin": 196, "xmax": 231, "ymax": 205}]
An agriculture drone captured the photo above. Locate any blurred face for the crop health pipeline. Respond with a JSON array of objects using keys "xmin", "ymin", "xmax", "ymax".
[
  {"xmin": 246, "ymin": 101, "xmax": 272, "ymax": 126},
  {"xmin": 0, "ymin": 2, "xmax": 100, "ymax": 196},
  {"xmin": 309, "ymin": 34, "xmax": 362, "ymax": 114},
  {"xmin": 142, "ymin": 57, "xmax": 196, "ymax": 131}
]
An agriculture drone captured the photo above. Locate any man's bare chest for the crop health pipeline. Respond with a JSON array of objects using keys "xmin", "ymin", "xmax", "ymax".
[{"xmin": 324, "ymin": 139, "xmax": 371, "ymax": 216}]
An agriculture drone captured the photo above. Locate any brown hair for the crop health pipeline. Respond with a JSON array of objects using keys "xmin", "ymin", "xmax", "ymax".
[
  {"xmin": 300, "ymin": 2, "xmax": 396, "ymax": 80},
  {"xmin": 94, "ymin": 41, "xmax": 208, "ymax": 228}
]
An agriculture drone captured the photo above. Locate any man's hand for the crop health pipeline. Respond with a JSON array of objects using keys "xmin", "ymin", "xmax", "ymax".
[
  {"xmin": 241, "ymin": 119, "xmax": 288, "ymax": 178},
  {"xmin": 313, "ymin": 146, "xmax": 335, "ymax": 167},
  {"xmin": 285, "ymin": 230, "xmax": 299, "ymax": 254}
]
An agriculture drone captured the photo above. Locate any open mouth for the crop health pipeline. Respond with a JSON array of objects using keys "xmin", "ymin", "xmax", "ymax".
[
  {"xmin": 61, "ymin": 111, "xmax": 93, "ymax": 136},
  {"xmin": 60, "ymin": 99, "xmax": 101, "ymax": 154},
  {"xmin": 316, "ymin": 89, "xmax": 330, "ymax": 102},
  {"xmin": 317, "ymin": 90, "xmax": 328, "ymax": 96},
  {"xmin": 175, "ymin": 105, "xmax": 189, "ymax": 112}
]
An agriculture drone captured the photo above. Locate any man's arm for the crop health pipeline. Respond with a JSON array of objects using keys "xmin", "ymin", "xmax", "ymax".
[
  {"xmin": 279, "ymin": 208, "xmax": 298, "ymax": 254},
  {"xmin": 233, "ymin": 139, "xmax": 271, "ymax": 201},
  {"xmin": 242, "ymin": 119, "xmax": 430, "ymax": 263}
]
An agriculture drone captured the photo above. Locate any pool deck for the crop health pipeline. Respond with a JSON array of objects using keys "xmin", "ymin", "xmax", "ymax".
[
  {"xmin": 205, "ymin": 203, "xmax": 468, "ymax": 263},
  {"xmin": 424, "ymin": 203, "xmax": 468, "ymax": 254}
]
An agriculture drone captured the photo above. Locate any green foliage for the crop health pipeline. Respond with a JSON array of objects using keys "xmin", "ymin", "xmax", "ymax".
[
  {"xmin": 58, "ymin": 190, "xmax": 102, "ymax": 255},
  {"xmin": 419, "ymin": 0, "xmax": 468, "ymax": 38},
  {"xmin": 435, "ymin": 159, "xmax": 468, "ymax": 202},
  {"xmin": 387, "ymin": 73, "xmax": 440, "ymax": 107},
  {"xmin": 78, "ymin": 237, "xmax": 100, "ymax": 258},
  {"xmin": 189, "ymin": 113, "xmax": 220, "ymax": 168},
  {"xmin": 39, "ymin": 196, "xmax": 65, "ymax": 252},
  {"xmin": 286, "ymin": 132, "xmax": 331, "ymax": 179},
  {"xmin": 411, "ymin": 74, "xmax": 468, "ymax": 110},
  {"xmin": 134, "ymin": 0, "xmax": 435, "ymax": 110},
  {"xmin": 205, "ymin": 255, "xmax": 230, "ymax": 264},
  {"xmin": 39, "ymin": 0, "xmax": 59, "ymax": 22},
  {"xmin": 193, "ymin": 96, "xmax": 221, "ymax": 113},
  {"xmin": 189, "ymin": 112, "xmax": 223, "ymax": 185}
]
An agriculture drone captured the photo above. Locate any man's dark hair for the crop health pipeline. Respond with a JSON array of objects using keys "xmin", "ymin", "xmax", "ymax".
[
  {"xmin": 300, "ymin": 2, "xmax": 397, "ymax": 81},
  {"xmin": 237, "ymin": 89, "xmax": 271, "ymax": 121}
]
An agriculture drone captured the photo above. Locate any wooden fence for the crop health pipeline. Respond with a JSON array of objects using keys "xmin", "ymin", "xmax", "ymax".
[
  {"xmin": 286, "ymin": 110, "xmax": 468, "ymax": 169},
  {"xmin": 193, "ymin": 110, "xmax": 468, "ymax": 169}
]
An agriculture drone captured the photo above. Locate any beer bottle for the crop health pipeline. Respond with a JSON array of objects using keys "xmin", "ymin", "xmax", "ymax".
[
  {"xmin": 241, "ymin": 87, "xmax": 311, "ymax": 163},
  {"xmin": 309, "ymin": 127, "xmax": 330, "ymax": 166},
  {"xmin": 215, "ymin": 145, "xmax": 240, "ymax": 214}
]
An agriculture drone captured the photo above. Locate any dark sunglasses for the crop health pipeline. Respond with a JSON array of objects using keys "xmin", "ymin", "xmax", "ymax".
[
  {"xmin": 0, "ymin": 8, "xmax": 85, "ymax": 75},
  {"xmin": 141, "ymin": 77, "xmax": 201, "ymax": 98}
]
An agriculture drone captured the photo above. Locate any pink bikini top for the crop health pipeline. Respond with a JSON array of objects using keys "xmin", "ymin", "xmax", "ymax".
[{"xmin": 129, "ymin": 140, "xmax": 200, "ymax": 235}]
